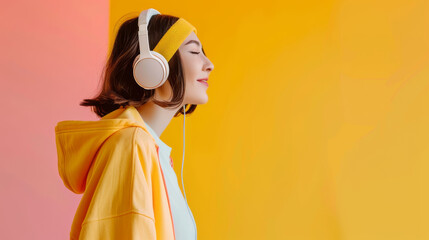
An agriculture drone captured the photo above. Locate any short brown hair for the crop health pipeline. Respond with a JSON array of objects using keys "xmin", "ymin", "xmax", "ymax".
[{"xmin": 80, "ymin": 14, "xmax": 204, "ymax": 118}]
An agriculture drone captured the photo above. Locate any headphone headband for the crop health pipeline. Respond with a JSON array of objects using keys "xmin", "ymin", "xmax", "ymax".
[{"xmin": 138, "ymin": 8, "xmax": 159, "ymax": 27}]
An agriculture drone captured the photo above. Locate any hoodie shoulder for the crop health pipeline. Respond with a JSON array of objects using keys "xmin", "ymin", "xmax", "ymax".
[
  {"xmin": 105, "ymin": 126, "xmax": 159, "ymax": 164},
  {"xmin": 102, "ymin": 127, "xmax": 159, "ymax": 189},
  {"xmin": 104, "ymin": 126, "xmax": 158, "ymax": 154},
  {"xmin": 107, "ymin": 126, "xmax": 157, "ymax": 147}
]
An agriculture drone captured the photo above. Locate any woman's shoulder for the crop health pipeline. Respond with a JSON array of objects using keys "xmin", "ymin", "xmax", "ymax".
[
  {"xmin": 104, "ymin": 126, "xmax": 157, "ymax": 152},
  {"xmin": 100, "ymin": 126, "xmax": 158, "ymax": 169}
]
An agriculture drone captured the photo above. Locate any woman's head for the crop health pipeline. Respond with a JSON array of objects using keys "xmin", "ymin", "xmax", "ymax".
[
  {"xmin": 80, "ymin": 14, "xmax": 214, "ymax": 118},
  {"xmin": 178, "ymin": 31, "xmax": 214, "ymax": 106}
]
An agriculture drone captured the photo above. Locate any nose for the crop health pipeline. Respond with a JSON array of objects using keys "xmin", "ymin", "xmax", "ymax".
[{"xmin": 204, "ymin": 57, "xmax": 214, "ymax": 72}]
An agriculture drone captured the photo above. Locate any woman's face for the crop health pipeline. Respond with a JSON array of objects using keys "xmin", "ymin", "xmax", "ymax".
[{"xmin": 178, "ymin": 32, "xmax": 214, "ymax": 105}]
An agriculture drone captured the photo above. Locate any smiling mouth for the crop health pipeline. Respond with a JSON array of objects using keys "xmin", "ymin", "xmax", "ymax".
[{"xmin": 197, "ymin": 79, "xmax": 208, "ymax": 86}]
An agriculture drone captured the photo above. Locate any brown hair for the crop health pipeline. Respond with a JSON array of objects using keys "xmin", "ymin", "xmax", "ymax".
[{"xmin": 80, "ymin": 14, "xmax": 205, "ymax": 118}]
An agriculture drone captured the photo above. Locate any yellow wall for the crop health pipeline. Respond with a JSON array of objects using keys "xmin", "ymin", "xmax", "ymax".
[{"xmin": 110, "ymin": 1, "xmax": 429, "ymax": 239}]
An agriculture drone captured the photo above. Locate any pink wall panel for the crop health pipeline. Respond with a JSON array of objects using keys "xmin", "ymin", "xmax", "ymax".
[{"xmin": 0, "ymin": 1, "xmax": 109, "ymax": 239}]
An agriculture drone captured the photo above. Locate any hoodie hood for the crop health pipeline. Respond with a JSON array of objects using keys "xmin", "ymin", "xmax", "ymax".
[{"xmin": 54, "ymin": 105, "xmax": 157, "ymax": 194}]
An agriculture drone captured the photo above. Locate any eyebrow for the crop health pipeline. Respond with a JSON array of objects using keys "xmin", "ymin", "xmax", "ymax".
[{"xmin": 185, "ymin": 40, "xmax": 201, "ymax": 47}]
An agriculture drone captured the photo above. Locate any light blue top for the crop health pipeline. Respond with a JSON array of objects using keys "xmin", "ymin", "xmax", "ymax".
[{"xmin": 144, "ymin": 123, "xmax": 197, "ymax": 240}]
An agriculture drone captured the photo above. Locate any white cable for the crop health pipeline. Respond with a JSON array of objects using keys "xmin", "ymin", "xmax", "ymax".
[
  {"xmin": 181, "ymin": 104, "xmax": 198, "ymax": 239},
  {"xmin": 181, "ymin": 105, "xmax": 187, "ymax": 203}
]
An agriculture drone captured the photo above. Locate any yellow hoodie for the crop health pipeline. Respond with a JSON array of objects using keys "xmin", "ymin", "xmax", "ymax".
[{"xmin": 55, "ymin": 105, "xmax": 176, "ymax": 240}]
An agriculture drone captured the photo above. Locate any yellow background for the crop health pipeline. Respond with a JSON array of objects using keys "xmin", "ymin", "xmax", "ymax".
[{"xmin": 110, "ymin": 1, "xmax": 428, "ymax": 239}]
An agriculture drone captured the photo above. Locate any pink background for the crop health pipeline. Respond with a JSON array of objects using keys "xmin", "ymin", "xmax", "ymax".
[{"xmin": 0, "ymin": 1, "xmax": 109, "ymax": 239}]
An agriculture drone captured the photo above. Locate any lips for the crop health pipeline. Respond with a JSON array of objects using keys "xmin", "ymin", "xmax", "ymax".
[{"xmin": 197, "ymin": 78, "xmax": 209, "ymax": 86}]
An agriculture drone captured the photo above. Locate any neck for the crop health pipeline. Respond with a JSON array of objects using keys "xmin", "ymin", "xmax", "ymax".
[{"xmin": 136, "ymin": 100, "xmax": 182, "ymax": 137}]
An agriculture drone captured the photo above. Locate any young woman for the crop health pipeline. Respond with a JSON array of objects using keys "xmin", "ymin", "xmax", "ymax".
[{"xmin": 54, "ymin": 8, "xmax": 214, "ymax": 240}]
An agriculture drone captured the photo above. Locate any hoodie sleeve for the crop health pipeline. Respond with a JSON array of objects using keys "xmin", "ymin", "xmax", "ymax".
[{"xmin": 75, "ymin": 127, "xmax": 158, "ymax": 240}]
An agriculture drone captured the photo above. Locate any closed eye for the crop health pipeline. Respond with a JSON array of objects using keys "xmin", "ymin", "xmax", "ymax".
[{"xmin": 190, "ymin": 51, "xmax": 200, "ymax": 54}]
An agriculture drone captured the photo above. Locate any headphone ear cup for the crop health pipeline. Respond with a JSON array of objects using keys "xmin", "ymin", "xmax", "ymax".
[
  {"xmin": 133, "ymin": 54, "xmax": 140, "ymax": 70},
  {"xmin": 150, "ymin": 51, "xmax": 169, "ymax": 82},
  {"xmin": 132, "ymin": 53, "xmax": 166, "ymax": 89}
]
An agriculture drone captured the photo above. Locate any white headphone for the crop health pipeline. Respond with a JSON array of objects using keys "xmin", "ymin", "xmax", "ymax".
[{"xmin": 133, "ymin": 8, "xmax": 170, "ymax": 90}]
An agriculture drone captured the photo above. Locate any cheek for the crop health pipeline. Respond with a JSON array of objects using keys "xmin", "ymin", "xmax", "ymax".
[
  {"xmin": 183, "ymin": 65, "xmax": 199, "ymax": 82},
  {"xmin": 180, "ymin": 54, "xmax": 202, "ymax": 83}
]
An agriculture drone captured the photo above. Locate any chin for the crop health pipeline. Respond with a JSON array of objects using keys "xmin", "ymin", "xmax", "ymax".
[
  {"xmin": 198, "ymin": 96, "xmax": 209, "ymax": 104},
  {"xmin": 187, "ymin": 94, "xmax": 208, "ymax": 105}
]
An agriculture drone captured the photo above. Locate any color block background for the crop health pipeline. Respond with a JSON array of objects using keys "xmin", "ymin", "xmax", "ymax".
[{"xmin": 1, "ymin": 0, "xmax": 428, "ymax": 239}]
